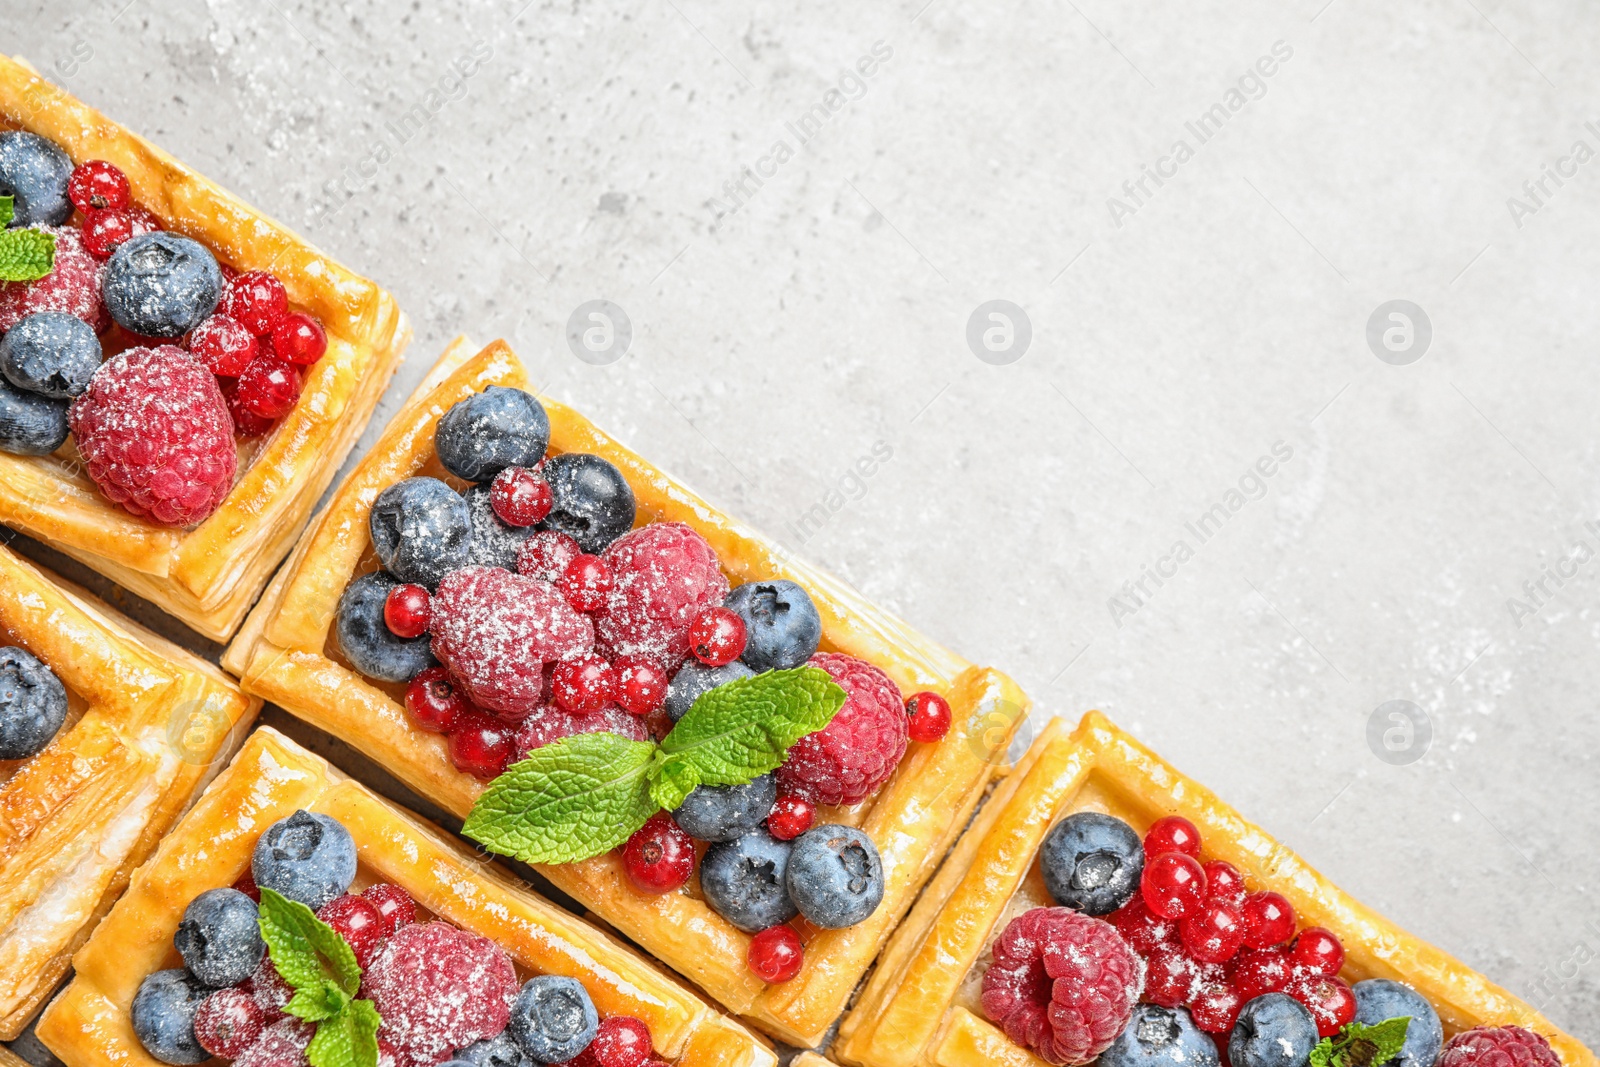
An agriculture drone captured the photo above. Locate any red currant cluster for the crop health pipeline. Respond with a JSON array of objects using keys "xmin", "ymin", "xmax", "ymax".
[{"xmin": 1109, "ymin": 815, "xmax": 1354, "ymax": 1040}]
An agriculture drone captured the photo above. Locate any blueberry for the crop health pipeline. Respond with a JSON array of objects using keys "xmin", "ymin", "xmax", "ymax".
[
  {"xmin": 454, "ymin": 1032, "xmax": 530, "ymax": 1067},
  {"xmin": 336, "ymin": 570, "xmax": 437, "ymax": 682},
  {"xmin": 665, "ymin": 660, "xmax": 754, "ymax": 723},
  {"xmin": 0, "ymin": 311, "xmax": 101, "ymax": 398},
  {"xmin": 699, "ymin": 829, "xmax": 798, "ymax": 932},
  {"xmin": 1040, "ymin": 811, "xmax": 1144, "ymax": 916},
  {"xmin": 0, "ymin": 132, "xmax": 73, "ymax": 227},
  {"xmin": 1098, "ymin": 1005, "xmax": 1218, "ymax": 1067},
  {"xmin": 673, "ymin": 774, "xmax": 777, "ymax": 842},
  {"xmin": 0, "ymin": 376, "xmax": 69, "ymax": 455},
  {"xmin": 370, "ymin": 476, "xmax": 474, "ymax": 587},
  {"xmin": 786, "ymin": 824, "xmax": 884, "ymax": 929},
  {"xmin": 251, "ymin": 809, "xmax": 357, "ymax": 911},
  {"xmin": 131, "ymin": 969, "xmax": 210, "ymax": 1065},
  {"xmin": 102, "ymin": 232, "xmax": 224, "ymax": 337},
  {"xmin": 723, "ymin": 580, "xmax": 822, "ymax": 672},
  {"xmin": 1230, "ymin": 993, "xmax": 1319, "ymax": 1067},
  {"xmin": 435, "ymin": 386, "xmax": 550, "ymax": 483},
  {"xmin": 173, "ymin": 887, "xmax": 265, "ymax": 987},
  {"xmin": 507, "ymin": 976, "xmax": 598, "ymax": 1064},
  {"xmin": 539, "ymin": 452, "xmax": 635, "ymax": 553},
  {"xmin": 462, "ymin": 483, "xmax": 533, "ymax": 570},
  {"xmin": 1353, "ymin": 980, "xmax": 1443, "ymax": 1067},
  {"xmin": 0, "ymin": 645, "xmax": 68, "ymax": 759}
]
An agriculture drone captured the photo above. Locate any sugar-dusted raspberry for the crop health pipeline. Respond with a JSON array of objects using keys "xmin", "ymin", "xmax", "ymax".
[
  {"xmin": 69, "ymin": 345, "xmax": 237, "ymax": 526},
  {"xmin": 777, "ymin": 652, "xmax": 907, "ymax": 806},
  {"xmin": 517, "ymin": 529, "xmax": 581, "ymax": 583},
  {"xmin": 1438, "ymin": 1028, "xmax": 1563, "ymax": 1067},
  {"xmin": 0, "ymin": 226, "xmax": 109, "ymax": 333},
  {"xmin": 980, "ymin": 907, "xmax": 1143, "ymax": 1066},
  {"xmin": 430, "ymin": 566, "xmax": 595, "ymax": 716},
  {"xmin": 194, "ymin": 986, "xmax": 267, "ymax": 1058},
  {"xmin": 364, "ymin": 921, "xmax": 518, "ymax": 1066},
  {"xmin": 233, "ymin": 1017, "xmax": 313, "ymax": 1067},
  {"xmin": 513, "ymin": 701, "xmax": 647, "ymax": 759},
  {"xmin": 249, "ymin": 955, "xmax": 292, "ymax": 1021},
  {"xmin": 594, "ymin": 522, "xmax": 729, "ymax": 668}
]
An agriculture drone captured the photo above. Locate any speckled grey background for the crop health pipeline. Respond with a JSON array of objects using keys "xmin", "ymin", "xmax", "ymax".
[{"xmin": 6, "ymin": 0, "xmax": 1600, "ymax": 1055}]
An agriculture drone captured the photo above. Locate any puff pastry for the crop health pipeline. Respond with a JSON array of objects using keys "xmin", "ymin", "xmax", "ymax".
[
  {"xmin": 833, "ymin": 711, "xmax": 1598, "ymax": 1067},
  {"xmin": 0, "ymin": 541, "xmax": 258, "ymax": 1040},
  {"xmin": 222, "ymin": 336, "xmax": 1030, "ymax": 1047},
  {"xmin": 0, "ymin": 54, "xmax": 410, "ymax": 642},
  {"xmin": 35, "ymin": 726, "xmax": 776, "ymax": 1067}
]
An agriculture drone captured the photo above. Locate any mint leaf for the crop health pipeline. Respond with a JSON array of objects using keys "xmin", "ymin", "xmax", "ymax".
[
  {"xmin": 307, "ymin": 998, "xmax": 381, "ymax": 1067},
  {"xmin": 0, "ymin": 227, "xmax": 55, "ymax": 282},
  {"xmin": 0, "ymin": 196, "xmax": 13, "ymax": 227},
  {"xmin": 463, "ymin": 732, "xmax": 659, "ymax": 864},
  {"xmin": 1311, "ymin": 1017, "xmax": 1412, "ymax": 1067},
  {"xmin": 657, "ymin": 667, "xmax": 846, "ymax": 791},
  {"xmin": 649, "ymin": 753, "xmax": 701, "ymax": 811},
  {"xmin": 257, "ymin": 887, "xmax": 362, "ymax": 997},
  {"xmin": 285, "ymin": 980, "xmax": 350, "ymax": 1023}
]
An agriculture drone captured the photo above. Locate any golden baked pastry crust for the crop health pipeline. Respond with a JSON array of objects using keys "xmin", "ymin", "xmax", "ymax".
[
  {"xmin": 34, "ymin": 726, "xmax": 776, "ymax": 1067},
  {"xmin": 222, "ymin": 337, "xmax": 1030, "ymax": 1047},
  {"xmin": 834, "ymin": 711, "xmax": 1598, "ymax": 1067},
  {"xmin": 0, "ymin": 543, "xmax": 258, "ymax": 1041},
  {"xmin": 0, "ymin": 54, "xmax": 410, "ymax": 642}
]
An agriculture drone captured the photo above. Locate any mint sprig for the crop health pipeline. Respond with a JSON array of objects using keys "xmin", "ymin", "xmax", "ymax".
[
  {"xmin": 463, "ymin": 666, "xmax": 848, "ymax": 864},
  {"xmin": 1310, "ymin": 1017, "xmax": 1412, "ymax": 1067},
  {"xmin": 0, "ymin": 197, "xmax": 55, "ymax": 281},
  {"xmin": 257, "ymin": 887, "xmax": 382, "ymax": 1067}
]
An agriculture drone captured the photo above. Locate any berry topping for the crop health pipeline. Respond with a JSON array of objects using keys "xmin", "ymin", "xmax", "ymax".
[
  {"xmin": 905, "ymin": 690, "xmax": 953, "ymax": 743},
  {"xmin": 131, "ymin": 969, "xmax": 210, "ymax": 1065},
  {"xmin": 663, "ymin": 660, "xmax": 753, "ymax": 723},
  {"xmin": 0, "ymin": 225, "xmax": 108, "ymax": 333},
  {"xmin": 337, "ymin": 571, "xmax": 438, "ymax": 683},
  {"xmin": 1144, "ymin": 816, "xmax": 1202, "ymax": 858},
  {"xmin": 460, "ymin": 482, "xmax": 535, "ymax": 570},
  {"xmin": 447, "ymin": 712, "xmax": 517, "ymax": 779},
  {"xmin": 766, "ymin": 792, "xmax": 815, "ymax": 841},
  {"xmin": 980, "ymin": 907, "xmax": 1143, "ymax": 1065},
  {"xmin": 1285, "ymin": 973, "xmax": 1357, "ymax": 1038},
  {"xmin": 174, "ymin": 887, "xmax": 266, "ymax": 987},
  {"xmin": 221, "ymin": 271, "xmax": 288, "ymax": 335},
  {"xmin": 1238, "ymin": 891, "xmax": 1295, "ymax": 948},
  {"xmin": 1438, "ymin": 1029, "xmax": 1563, "ymax": 1067},
  {"xmin": 1141, "ymin": 944, "xmax": 1196, "ymax": 1008},
  {"xmin": 1229, "ymin": 993, "xmax": 1317, "ymax": 1067},
  {"xmin": 560, "ymin": 553, "xmax": 614, "ymax": 612},
  {"xmin": 1288, "ymin": 926, "xmax": 1344, "ymax": 977},
  {"xmin": 385, "ymin": 583, "xmax": 431, "ymax": 639},
  {"xmin": 1178, "ymin": 900, "xmax": 1243, "ymax": 964},
  {"xmin": 370, "ymin": 477, "xmax": 475, "ymax": 588},
  {"xmin": 490, "ymin": 466, "xmax": 551, "ymax": 526},
  {"xmin": 786, "ymin": 823, "xmax": 885, "ymax": 929},
  {"xmin": 584, "ymin": 1016, "xmax": 653, "ymax": 1067},
  {"xmin": 1353, "ymin": 980, "xmax": 1444, "ymax": 1067},
  {"xmin": 540, "ymin": 452, "xmax": 635, "ymax": 553},
  {"xmin": 221, "ymin": 376, "xmax": 276, "ymax": 437},
  {"xmin": 777, "ymin": 652, "xmax": 906, "ymax": 807},
  {"xmin": 516, "ymin": 529, "xmax": 582, "ymax": 583},
  {"xmin": 0, "ymin": 646, "xmax": 68, "ymax": 760},
  {"xmin": 673, "ymin": 774, "xmax": 777, "ymax": 843},
  {"xmin": 233, "ymin": 867, "xmax": 261, "ymax": 902},
  {"xmin": 102, "ymin": 232, "xmax": 223, "ymax": 337},
  {"xmin": 436, "ymin": 387, "xmax": 550, "ymax": 484},
  {"xmin": 699, "ymin": 829, "xmax": 798, "ymax": 933},
  {"xmin": 1097, "ymin": 1005, "xmax": 1220, "ymax": 1067},
  {"xmin": 748, "ymin": 925, "xmax": 805, "ymax": 984},
  {"xmin": 362, "ymin": 883, "xmax": 417, "ymax": 936},
  {"xmin": 0, "ymin": 132, "xmax": 73, "ymax": 226},
  {"xmin": 512, "ymin": 702, "xmax": 646, "ymax": 758},
  {"xmin": 622, "ymin": 811, "xmax": 696, "ymax": 893},
  {"xmin": 187, "ymin": 313, "xmax": 258, "ymax": 376},
  {"xmin": 431, "ymin": 565, "xmax": 596, "ymax": 715},
  {"xmin": 1202, "ymin": 860, "xmax": 1246, "ymax": 906},
  {"xmin": 366, "ymin": 922, "xmax": 518, "ymax": 1064},
  {"xmin": 406, "ymin": 666, "xmax": 467, "ymax": 733},
  {"xmin": 81, "ymin": 204, "xmax": 162, "ymax": 260},
  {"xmin": 69, "ymin": 345, "xmax": 236, "ymax": 526},
  {"xmin": 235, "ymin": 353, "xmax": 301, "ymax": 419},
  {"xmin": 0, "ymin": 376, "xmax": 68, "ymax": 455},
  {"xmin": 1187, "ymin": 980, "xmax": 1243, "ymax": 1034},
  {"xmin": 453, "ymin": 1032, "xmax": 523, "ymax": 1067},
  {"xmin": 0, "ymin": 311, "xmax": 101, "ymax": 398},
  {"xmin": 1108, "ymin": 896, "xmax": 1179, "ymax": 955},
  {"xmin": 251, "ymin": 809, "xmax": 357, "ymax": 911},
  {"xmin": 507, "ymin": 976, "xmax": 598, "ymax": 1065},
  {"xmin": 689, "ymin": 606, "xmax": 746, "ymax": 667},
  {"xmin": 551, "ymin": 652, "xmax": 618, "ymax": 713},
  {"xmin": 317, "ymin": 893, "xmax": 387, "ymax": 969},
  {"xmin": 594, "ymin": 522, "xmax": 728, "ymax": 667},
  {"xmin": 194, "ymin": 987, "xmax": 267, "ymax": 1059},
  {"xmin": 1041, "ymin": 812, "xmax": 1145, "ymax": 916},
  {"xmin": 615, "ymin": 655, "xmax": 667, "ymax": 715},
  {"xmin": 1140, "ymin": 852, "xmax": 1207, "ymax": 920},
  {"xmin": 233, "ymin": 1018, "xmax": 313, "ymax": 1067},
  {"xmin": 68, "ymin": 160, "xmax": 131, "ymax": 213},
  {"xmin": 722, "ymin": 579, "xmax": 822, "ymax": 671},
  {"xmin": 270, "ymin": 312, "xmax": 326, "ymax": 365},
  {"xmin": 1226, "ymin": 946, "xmax": 1292, "ymax": 1001}
]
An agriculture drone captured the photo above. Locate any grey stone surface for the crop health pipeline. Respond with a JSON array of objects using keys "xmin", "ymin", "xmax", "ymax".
[{"xmin": 8, "ymin": 0, "xmax": 1600, "ymax": 1051}]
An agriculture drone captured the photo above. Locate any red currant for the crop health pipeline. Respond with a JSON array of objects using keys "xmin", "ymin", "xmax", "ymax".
[
  {"xmin": 551, "ymin": 653, "xmax": 617, "ymax": 713},
  {"xmin": 81, "ymin": 205, "xmax": 161, "ymax": 259},
  {"xmin": 384, "ymin": 583, "xmax": 431, "ymax": 638},
  {"xmin": 68, "ymin": 160, "xmax": 131, "ymax": 212},
  {"xmin": 689, "ymin": 606, "xmax": 746, "ymax": 666},
  {"xmin": 222, "ymin": 271, "xmax": 289, "ymax": 335},
  {"xmin": 447, "ymin": 713, "xmax": 515, "ymax": 779},
  {"xmin": 560, "ymin": 554, "xmax": 614, "ymax": 612},
  {"xmin": 1141, "ymin": 852, "xmax": 1208, "ymax": 919},
  {"xmin": 1179, "ymin": 900, "xmax": 1244, "ymax": 963},
  {"xmin": 1188, "ymin": 980, "xmax": 1243, "ymax": 1034},
  {"xmin": 271, "ymin": 312, "xmax": 328, "ymax": 365},
  {"xmin": 233, "ymin": 867, "xmax": 260, "ymax": 902},
  {"xmin": 749, "ymin": 925, "xmax": 805, "ymax": 983},
  {"xmin": 1286, "ymin": 973, "xmax": 1357, "ymax": 1038},
  {"xmin": 905, "ymin": 691, "xmax": 953, "ymax": 743},
  {"xmin": 221, "ymin": 377, "xmax": 276, "ymax": 437},
  {"xmin": 1108, "ymin": 896, "xmax": 1179, "ymax": 954},
  {"xmin": 585, "ymin": 1016, "xmax": 653, "ymax": 1067},
  {"xmin": 1144, "ymin": 815, "xmax": 1202, "ymax": 858},
  {"xmin": 187, "ymin": 314, "xmax": 258, "ymax": 376},
  {"xmin": 766, "ymin": 793, "xmax": 815, "ymax": 841},
  {"xmin": 361, "ymin": 883, "xmax": 416, "ymax": 935},
  {"xmin": 1226, "ymin": 946, "xmax": 1292, "ymax": 1000},
  {"xmin": 615, "ymin": 656, "xmax": 667, "ymax": 715},
  {"xmin": 1239, "ymin": 890, "xmax": 1296, "ymax": 948},
  {"xmin": 236, "ymin": 354, "xmax": 302, "ymax": 419},
  {"xmin": 489, "ymin": 466, "xmax": 552, "ymax": 527},
  {"xmin": 621, "ymin": 812, "xmax": 695, "ymax": 894},
  {"xmin": 193, "ymin": 987, "xmax": 266, "ymax": 1058},
  {"xmin": 1142, "ymin": 944, "xmax": 1196, "ymax": 1007},
  {"xmin": 1203, "ymin": 860, "xmax": 1247, "ymax": 906},
  {"xmin": 1289, "ymin": 926, "xmax": 1345, "ymax": 977},
  {"xmin": 405, "ymin": 667, "xmax": 466, "ymax": 733},
  {"xmin": 517, "ymin": 529, "xmax": 581, "ymax": 582},
  {"xmin": 316, "ymin": 894, "xmax": 386, "ymax": 968}
]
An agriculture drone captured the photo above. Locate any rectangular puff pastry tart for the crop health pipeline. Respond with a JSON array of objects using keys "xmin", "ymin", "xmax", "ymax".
[
  {"xmin": 36, "ymin": 725, "xmax": 777, "ymax": 1067},
  {"xmin": 222, "ymin": 336, "xmax": 1030, "ymax": 1047},
  {"xmin": 0, "ymin": 540, "xmax": 258, "ymax": 1040},
  {"xmin": 0, "ymin": 54, "xmax": 410, "ymax": 641},
  {"xmin": 835, "ymin": 711, "xmax": 1597, "ymax": 1067}
]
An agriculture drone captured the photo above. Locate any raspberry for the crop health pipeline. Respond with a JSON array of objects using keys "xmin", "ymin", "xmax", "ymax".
[
  {"xmin": 194, "ymin": 987, "xmax": 267, "ymax": 1058},
  {"xmin": 69, "ymin": 345, "xmax": 237, "ymax": 526},
  {"xmin": 513, "ymin": 702, "xmax": 646, "ymax": 758},
  {"xmin": 430, "ymin": 566, "xmax": 595, "ymax": 716},
  {"xmin": 234, "ymin": 1018, "xmax": 313, "ymax": 1067},
  {"xmin": 249, "ymin": 956, "xmax": 293, "ymax": 1021},
  {"xmin": 979, "ymin": 907, "xmax": 1143, "ymax": 1066},
  {"xmin": 594, "ymin": 522, "xmax": 729, "ymax": 668},
  {"xmin": 517, "ymin": 529, "xmax": 582, "ymax": 582},
  {"xmin": 187, "ymin": 313, "xmax": 258, "ymax": 376},
  {"xmin": 1438, "ymin": 1028, "xmax": 1563, "ymax": 1067},
  {"xmin": 777, "ymin": 652, "xmax": 907, "ymax": 806},
  {"xmin": 0, "ymin": 226, "xmax": 108, "ymax": 333},
  {"xmin": 364, "ymin": 922, "xmax": 518, "ymax": 1066}
]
